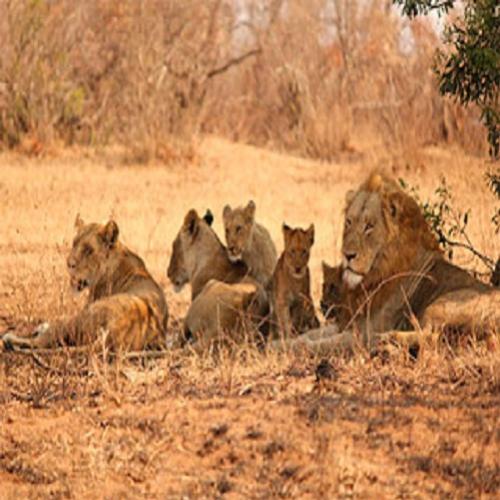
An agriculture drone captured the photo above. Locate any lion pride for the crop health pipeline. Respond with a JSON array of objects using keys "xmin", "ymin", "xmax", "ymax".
[
  {"xmin": 2, "ymin": 217, "xmax": 169, "ymax": 352},
  {"xmin": 277, "ymin": 171, "xmax": 499, "ymax": 354}
]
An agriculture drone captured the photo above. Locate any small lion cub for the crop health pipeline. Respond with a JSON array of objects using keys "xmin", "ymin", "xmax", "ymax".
[
  {"xmin": 320, "ymin": 261, "xmax": 357, "ymax": 331},
  {"xmin": 269, "ymin": 223, "xmax": 319, "ymax": 339},
  {"xmin": 223, "ymin": 200, "xmax": 277, "ymax": 286}
]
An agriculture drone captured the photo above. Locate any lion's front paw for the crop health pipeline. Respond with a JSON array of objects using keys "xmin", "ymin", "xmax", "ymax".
[{"xmin": 33, "ymin": 322, "xmax": 50, "ymax": 337}]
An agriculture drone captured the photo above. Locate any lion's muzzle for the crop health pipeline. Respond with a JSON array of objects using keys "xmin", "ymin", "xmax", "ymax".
[
  {"xmin": 342, "ymin": 269, "xmax": 363, "ymax": 290},
  {"xmin": 227, "ymin": 250, "xmax": 243, "ymax": 263}
]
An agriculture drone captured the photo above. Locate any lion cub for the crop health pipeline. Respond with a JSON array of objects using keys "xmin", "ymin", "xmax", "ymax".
[
  {"xmin": 320, "ymin": 261, "xmax": 362, "ymax": 331},
  {"xmin": 268, "ymin": 223, "xmax": 319, "ymax": 339},
  {"xmin": 223, "ymin": 201, "xmax": 277, "ymax": 286},
  {"xmin": 320, "ymin": 262, "xmax": 344, "ymax": 322}
]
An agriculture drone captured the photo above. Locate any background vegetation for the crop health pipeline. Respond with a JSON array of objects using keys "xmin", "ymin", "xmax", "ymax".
[{"xmin": 0, "ymin": 0, "xmax": 494, "ymax": 162}]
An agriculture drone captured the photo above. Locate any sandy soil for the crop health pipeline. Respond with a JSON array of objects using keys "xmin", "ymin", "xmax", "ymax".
[{"xmin": 0, "ymin": 138, "xmax": 498, "ymax": 498}]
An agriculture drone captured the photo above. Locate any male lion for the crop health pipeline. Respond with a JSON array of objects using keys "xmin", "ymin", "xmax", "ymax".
[
  {"xmin": 167, "ymin": 209, "xmax": 268, "ymax": 350},
  {"xmin": 223, "ymin": 201, "xmax": 278, "ymax": 286},
  {"xmin": 268, "ymin": 223, "xmax": 319, "ymax": 339},
  {"xmin": 2, "ymin": 217, "xmax": 169, "ymax": 352},
  {"xmin": 277, "ymin": 172, "xmax": 499, "ymax": 354}
]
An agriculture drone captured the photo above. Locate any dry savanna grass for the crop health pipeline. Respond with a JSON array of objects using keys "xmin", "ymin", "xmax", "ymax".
[{"xmin": 0, "ymin": 138, "xmax": 499, "ymax": 498}]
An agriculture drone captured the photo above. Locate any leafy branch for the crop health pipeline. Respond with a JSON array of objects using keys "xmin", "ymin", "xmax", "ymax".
[
  {"xmin": 392, "ymin": 0, "xmax": 455, "ymax": 17},
  {"xmin": 399, "ymin": 177, "xmax": 496, "ymax": 272},
  {"xmin": 394, "ymin": 0, "xmax": 500, "ymax": 158}
]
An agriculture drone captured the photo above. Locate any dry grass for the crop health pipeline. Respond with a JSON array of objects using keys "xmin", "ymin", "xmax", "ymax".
[{"xmin": 0, "ymin": 138, "xmax": 498, "ymax": 497}]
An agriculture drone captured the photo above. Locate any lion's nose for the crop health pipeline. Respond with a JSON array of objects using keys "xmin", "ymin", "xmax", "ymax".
[
  {"xmin": 345, "ymin": 252, "xmax": 357, "ymax": 262},
  {"xmin": 229, "ymin": 246, "xmax": 237, "ymax": 254},
  {"xmin": 67, "ymin": 258, "xmax": 76, "ymax": 269},
  {"xmin": 295, "ymin": 267, "xmax": 302, "ymax": 274}
]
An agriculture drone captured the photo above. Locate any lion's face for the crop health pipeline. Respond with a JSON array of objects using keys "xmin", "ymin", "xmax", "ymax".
[
  {"xmin": 341, "ymin": 189, "xmax": 388, "ymax": 289},
  {"xmin": 320, "ymin": 262, "xmax": 343, "ymax": 319},
  {"xmin": 167, "ymin": 233, "xmax": 189, "ymax": 292},
  {"xmin": 340, "ymin": 172, "xmax": 438, "ymax": 291},
  {"xmin": 223, "ymin": 201, "xmax": 255, "ymax": 262},
  {"xmin": 283, "ymin": 223, "xmax": 314, "ymax": 279},
  {"xmin": 66, "ymin": 216, "xmax": 119, "ymax": 292},
  {"xmin": 167, "ymin": 209, "xmax": 214, "ymax": 292}
]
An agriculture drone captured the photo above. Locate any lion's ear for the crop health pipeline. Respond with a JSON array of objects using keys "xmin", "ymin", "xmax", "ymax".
[
  {"xmin": 322, "ymin": 260, "xmax": 333, "ymax": 275},
  {"xmin": 282, "ymin": 223, "xmax": 293, "ymax": 247},
  {"xmin": 223, "ymin": 205, "xmax": 232, "ymax": 222},
  {"xmin": 203, "ymin": 209, "xmax": 214, "ymax": 226},
  {"xmin": 386, "ymin": 191, "xmax": 404, "ymax": 220},
  {"xmin": 74, "ymin": 213, "xmax": 85, "ymax": 231},
  {"xmin": 101, "ymin": 220, "xmax": 119, "ymax": 249},
  {"xmin": 184, "ymin": 209, "xmax": 200, "ymax": 238},
  {"xmin": 245, "ymin": 200, "xmax": 256, "ymax": 222},
  {"xmin": 306, "ymin": 224, "xmax": 315, "ymax": 247}
]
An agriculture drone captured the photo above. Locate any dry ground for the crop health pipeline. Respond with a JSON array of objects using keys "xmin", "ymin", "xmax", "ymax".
[{"xmin": 0, "ymin": 138, "xmax": 499, "ymax": 498}]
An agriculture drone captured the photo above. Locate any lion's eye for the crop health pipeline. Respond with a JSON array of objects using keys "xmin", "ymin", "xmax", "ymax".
[
  {"xmin": 83, "ymin": 245, "xmax": 93, "ymax": 256},
  {"xmin": 302, "ymin": 250, "xmax": 307, "ymax": 258},
  {"xmin": 236, "ymin": 225, "xmax": 242, "ymax": 234},
  {"xmin": 365, "ymin": 222, "xmax": 374, "ymax": 233},
  {"xmin": 345, "ymin": 218, "xmax": 352, "ymax": 227}
]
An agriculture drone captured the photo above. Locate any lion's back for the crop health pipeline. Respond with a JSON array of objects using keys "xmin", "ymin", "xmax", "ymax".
[
  {"xmin": 246, "ymin": 223, "xmax": 277, "ymax": 285},
  {"xmin": 99, "ymin": 252, "xmax": 169, "ymax": 349}
]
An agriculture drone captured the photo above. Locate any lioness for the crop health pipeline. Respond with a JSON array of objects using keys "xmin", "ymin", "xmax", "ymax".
[
  {"xmin": 279, "ymin": 172, "xmax": 499, "ymax": 354},
  {"xmin": 223, "ymin": 201, "xmax": 278, "ymax": 286},
  {"xmin": 2, "ymin": 217, "xmax": 169, "ymax": 352},
  {"xmin": 268, "ymin": 223, "xmax": 319, "ymax": 339},
  {"xmin": 184, "ymin": 280, "xmax": 261, "ymax": 352},
  {"xmin": 167, "ymin": 209, "xmax": 248, "ymax": 300},
  {"xmin": 167, "ymin": 209, "xmax": 269, "ymax": 349}
]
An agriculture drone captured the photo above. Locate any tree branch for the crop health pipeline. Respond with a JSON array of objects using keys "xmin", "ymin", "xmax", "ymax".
[
  {"xmin": 206, "ymin": 48, "xmax": 262, "ymax": 80},
  {"xmin": 437, "ymin": 230, "xmax": 495, "ymax": 270}
]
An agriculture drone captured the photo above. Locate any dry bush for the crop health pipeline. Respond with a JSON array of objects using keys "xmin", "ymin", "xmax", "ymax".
[
  {"xmin": 0, "ymin": 0, "xmax": 238, "ymax": 161},
  {"xmin": 0, "ymin": 0, "xmax": 488, "ymax": 161},
  {"xmin": 203, "ymin": 0, "xmax": 355, "ymax": 159},
  {"xmin": 204, "ymin": 0, "xmax": 488, "ymax": 160}
]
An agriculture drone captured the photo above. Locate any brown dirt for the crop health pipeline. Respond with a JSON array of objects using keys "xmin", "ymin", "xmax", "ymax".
[{"xmin": 0, "ymin": 138, "xmax": 498, "ymax": 498}]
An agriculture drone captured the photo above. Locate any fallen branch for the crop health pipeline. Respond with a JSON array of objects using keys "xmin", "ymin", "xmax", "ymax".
[
  {"xmin": 1, "ymin": 344, "xmax": 173, "ymax": 370},
  {"xmin": 3, "ymin": 348, "xmax": 89, "ymax": 376}
]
